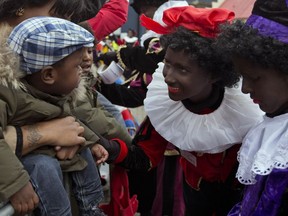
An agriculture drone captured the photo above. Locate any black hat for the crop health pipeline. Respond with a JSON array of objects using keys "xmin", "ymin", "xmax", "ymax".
[
  {"xmin": 245, "ymin": 0, "xmax": 288, "ymax": 43},
  {"xmin": 252, "ymin": 0, "xmax": 288, "ymax": 26}
]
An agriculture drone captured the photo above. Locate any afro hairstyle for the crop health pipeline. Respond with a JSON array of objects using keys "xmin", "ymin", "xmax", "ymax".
[
  {"xmin": 160, "ymin": 26, "xmax": 240, "ymax": 88},
  {"xmin": 215, "ymin": 20, "xmax": 288, "ymax": 76}
]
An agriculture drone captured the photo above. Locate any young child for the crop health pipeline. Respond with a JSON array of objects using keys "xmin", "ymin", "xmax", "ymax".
[
  {"xmin": 7, "ymin": 16, "xmax": 107, "ymax": 215},
  {"xmin": 117, "ymin": 6, "xmax": 264, "ymax": 216},
  {"xmin": 77, "ymin": 22, "xmax": 127, "ymax": 128},
  {"xmin": 215, "ymin": 0, "xmax": 288, "ymax": 215}
]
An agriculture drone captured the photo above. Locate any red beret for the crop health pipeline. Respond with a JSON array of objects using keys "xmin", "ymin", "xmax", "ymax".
[{"xmin": 140, "ymin": 6, "xmax": 235, "ymax": 38}]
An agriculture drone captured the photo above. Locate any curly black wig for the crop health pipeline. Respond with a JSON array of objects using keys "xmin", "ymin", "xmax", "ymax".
[
  {"xmin": 215, "ymin": 20, "xmax": 288, "ymax": 75},
  {"xmin": 160, "ymin": 26, "xmax": 240, "ymax": 88}
]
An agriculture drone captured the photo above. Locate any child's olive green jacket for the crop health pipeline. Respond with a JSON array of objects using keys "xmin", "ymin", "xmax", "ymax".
[{"xmin": 0, "ymin": 23, "xmax": 131, "ymax": 202}]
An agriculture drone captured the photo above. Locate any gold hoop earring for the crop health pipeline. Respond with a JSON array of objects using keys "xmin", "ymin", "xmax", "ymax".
[{"xmin": 15, "ymin": 7, "xmax": 25, "ymax": 17}]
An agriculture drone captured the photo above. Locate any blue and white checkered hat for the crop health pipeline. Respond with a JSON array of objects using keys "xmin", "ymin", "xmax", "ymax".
[{"xmin": 8, "ymin": 16, "xmax": 94, "ymax": 74}]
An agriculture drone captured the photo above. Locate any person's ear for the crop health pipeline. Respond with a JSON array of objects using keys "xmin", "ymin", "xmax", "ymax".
[{"xmin": 40, "ymin": 66, "xmax": 57, "ymax": 85}]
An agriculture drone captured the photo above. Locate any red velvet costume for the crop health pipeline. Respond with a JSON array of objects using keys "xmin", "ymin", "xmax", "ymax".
[{"xmin": 87, "ymin": 0, "xmax": 128, "ymax": 42}]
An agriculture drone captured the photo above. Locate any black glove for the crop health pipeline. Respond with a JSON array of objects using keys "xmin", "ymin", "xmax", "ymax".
[
  {"xmin": 97, "ymin": 134, "xmax": 121, "ymax": 163},
  {"xmin": 119, "ymin": 45, "xmax": 165, "ymax": 74},
  {"xmin": 96, "ymin": 52, "xmax": 118, "ymax": 66},
  {"xmin": 118, "ymin": 145, "xmax": 151, "ymax": 171}
]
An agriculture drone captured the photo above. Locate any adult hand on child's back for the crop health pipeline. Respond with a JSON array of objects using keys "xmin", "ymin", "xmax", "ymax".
[
  {"xmin": 9, "ymin": 181, "xmax": 39, "ymax": 215},
  {"xmin": 55, "ymin": 145, "xmax": 80, "ymax": 160}
]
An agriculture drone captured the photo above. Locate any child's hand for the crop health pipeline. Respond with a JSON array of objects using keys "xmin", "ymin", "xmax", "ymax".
[
  {"xmin": 54, "ymin": 145, "xmax": 80, "ymax": 160},
  {"xmin": 91, "ymin": 144, "xmax": 109, "ymax": 165},
  {"xmin": 9, "ymin": 181, "xmax": 39, "ymax": 215}
]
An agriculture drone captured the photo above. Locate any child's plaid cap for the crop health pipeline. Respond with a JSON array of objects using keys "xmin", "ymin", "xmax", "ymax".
[{"xmin": 8, "ymin": 16, "xmax": 94, "ymax": 74}]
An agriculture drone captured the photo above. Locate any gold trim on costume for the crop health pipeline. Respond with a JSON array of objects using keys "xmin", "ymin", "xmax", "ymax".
[
  {"xmin": 164, "ymin": 149, "xmax": 180, "ymax": 156},
  {"xmin": 116, "ymin": 45, "xmax": 127, "ymax": 70}
]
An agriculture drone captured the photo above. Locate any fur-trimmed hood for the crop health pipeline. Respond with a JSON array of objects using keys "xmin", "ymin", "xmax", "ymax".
[{"xmin": 0, "ymin": 23, "xmax": 24, "ymax": 89}]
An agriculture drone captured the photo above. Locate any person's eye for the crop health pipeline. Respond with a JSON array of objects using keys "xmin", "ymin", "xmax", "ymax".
[
  {"xmin": 165, "ymin": 63, "xmax": 171, "ymax": 68},
  {"xmin": 180, "ymin": 67, "xmax": 188, "ymax": 73},
  {"xmin": 164, "ymin": 60, "xmax": 171, "ymax": 67},
  {"xmin": 174, "ymin": 65, "xmax": 187, "ymax": 74}
]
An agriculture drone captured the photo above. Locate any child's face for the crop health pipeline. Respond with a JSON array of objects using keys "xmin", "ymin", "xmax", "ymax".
[
  {"xmin": 163, "ymin": 47, "xmax": 214, "ymax": 102},
  {"xmin": 81, "ymin": 47, "xmax": 94, "ymax": 74},
  {"xmin": 53, "ymin": 49, "xmax": 83, "ymax": 95},
  {"xmin": 234, "ymin": 57, "xmax": 288, "ymax": 116}
]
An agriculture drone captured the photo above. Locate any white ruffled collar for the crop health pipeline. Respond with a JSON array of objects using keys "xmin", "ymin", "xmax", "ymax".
[
  {"xmin": 123, "ymin": 36, "xmax": 138, "ymax": 43},
  {"xmin": 144, "ymin": 62, "xmax": 264, "ymax": 153},
  {"xmin": 236, "ymin": 113, "xmax": 288, "ymax": 185}
]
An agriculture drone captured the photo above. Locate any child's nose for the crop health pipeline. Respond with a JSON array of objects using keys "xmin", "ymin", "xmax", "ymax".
[{"xmin": 83, "ymin": 52, "xmax": 89, "ymax": 60}]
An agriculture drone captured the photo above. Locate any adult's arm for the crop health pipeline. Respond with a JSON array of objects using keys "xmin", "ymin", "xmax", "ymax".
[
  {"xmin": 0, "ymin": 137, "xmax": 30, "ymax": 202},
  {"xmin": 95, "ymin": 118, "xmax": 168, "ymax": 170},
  {"xmin": 96, "ymin": 39, "xmax": 165, "ymax": 107},
  {"xmin": 0, "ymin": 118, "xmax": 39, "ymax": 213},
  {"xmin": 98, "ymin": 38, "xmax": 165, "ymax": 74},
  {"xmin": 4, "ymin": 116, "xmax": 86, "ymax": 156},
  {"xmin": 87, "ymin": 0, "xmax": 129, "ymax": 41},
  {"xmin": 0, "ymin": 89, "xmax": 32, "ymax": 202},
  {"xmin": 99, "ymin": 82, "xmax": 147, "ymax": 107},
  {"xmin": 118, "ymin": 118, "xmax": 168, "ymax": 171}
]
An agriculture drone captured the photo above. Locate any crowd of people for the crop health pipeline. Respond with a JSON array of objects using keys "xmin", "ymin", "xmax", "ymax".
[{"xmin": 0, "ymin": 0, "xmax": 288, "ymax": 216}]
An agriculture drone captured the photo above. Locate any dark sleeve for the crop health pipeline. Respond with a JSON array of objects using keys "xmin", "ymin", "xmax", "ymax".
[
  {"xmin": 118, "ymin": 45, "xmax": 164, "ymax": 74},
  {"xmin": 118, "ymin": 144, "xmax": 151, "ymax": 172},
  {"xmin": 96, "ymin": 132, "xmax": 121, "ymax": 163},
  {"xmin": 118, "ymin": 118, "xmax": 168, "ymax": 171},
  {"xmin": 98, "ymin": 82, "xmax": 146, "ymax": 107}
]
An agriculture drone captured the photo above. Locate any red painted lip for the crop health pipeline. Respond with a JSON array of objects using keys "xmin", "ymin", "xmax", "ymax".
[
  {"xmin": 168, "ymin": 86, "xmax": 180, "ymax": 93},
  {"xmin": 253, "ymin": 99, "xmax": 260, "ymax": 104}
]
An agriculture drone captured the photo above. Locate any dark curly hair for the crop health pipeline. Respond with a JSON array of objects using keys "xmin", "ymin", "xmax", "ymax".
[
  {"xmin": 160, "ymin": 26, "xmax": 240, "ymax": 88},
  {"xmin": 0, "ymin": 0, "xmax": 101, "ymax": 23},
  {"xmin": 215, "ymin": 20, "xmax": 288, "ymax": 75}
]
